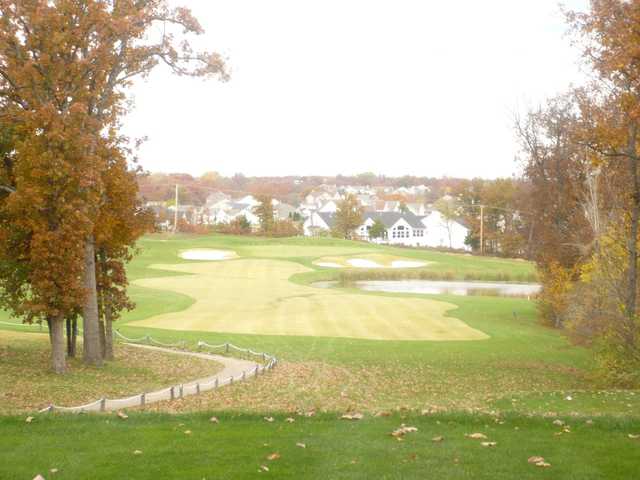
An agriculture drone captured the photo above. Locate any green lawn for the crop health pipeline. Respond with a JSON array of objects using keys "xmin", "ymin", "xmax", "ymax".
[
  {"xmin": 3, "ymin": 412, "xmax": 639, "ymax": 480},
  {"xmin": 1, "ymin": 233, "xmax": 637, "ymax": 479}
]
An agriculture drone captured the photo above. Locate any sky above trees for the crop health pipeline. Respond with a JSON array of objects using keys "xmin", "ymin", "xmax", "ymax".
[{"xmin": 123, "ymin": 0, "xmax": 589, "ymax": 179}]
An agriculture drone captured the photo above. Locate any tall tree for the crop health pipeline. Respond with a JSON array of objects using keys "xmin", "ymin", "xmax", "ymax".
[
  {"xmin": 333, "ymin": 194, "xmax": 364, "ymax": 239},
  {"xmin": 0, "ymin": 0, "xmax": 227, "ymax": 372},
  {"xmin": 568, "ymin": 0, "xmax": 640, "ymax": 347},
  {"xmin": 254, "ymin": 195, "xmax": 275, "ymax": 234}
]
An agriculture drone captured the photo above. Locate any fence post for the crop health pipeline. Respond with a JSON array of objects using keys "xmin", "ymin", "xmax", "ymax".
[
  {"xmin": 214, "ymin": 378, "xmax": 219, "ymax": 389},
  {"xmin": 179, "ymin": 385, "xmax": 184, "ymax": 398},
  {"xmin": 141, "ymin": 393, "xmax": 146, "ymax": 407},
  {"xmin": 255, "ymin": 365, "xmax": 259, "ymax": 377},
  {"xmin": 229, "ymin": 376, "xmax": 233, "ymax": 385},
  {"xmin": 146, "ymin": 335, "xmax": 151, "ymax": 345},
  {"xmin": 170, "ymin": 386, "xmax": 175, "ymax": 401},
  {"xmin": 242, "ymin": 371, "xmax": 246, "ymax": 381},
  {"xmin": 196, "ymin": 383, "xmax": 200, "ymax": 394},
  {"xmin": 225, "ymin": 343, "xmax": 229, "ymax": 354},
  {"xmin": 100, "ymin": 398, "xmax": 106, "ymax": 412}
]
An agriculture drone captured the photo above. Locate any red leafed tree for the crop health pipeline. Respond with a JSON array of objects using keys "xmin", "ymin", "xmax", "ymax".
[{"xmin": 0, "ymin": 1, "xmax": 227, "ymax": 373}]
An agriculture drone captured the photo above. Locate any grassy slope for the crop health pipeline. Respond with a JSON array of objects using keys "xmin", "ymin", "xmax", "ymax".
[
  {"xmin": 3, "ymin": 412, "xmax": 639, "ymax": 480},
  {"xmin": 2, "ymin": 234, "xmax": 638, "ymax": 479}
]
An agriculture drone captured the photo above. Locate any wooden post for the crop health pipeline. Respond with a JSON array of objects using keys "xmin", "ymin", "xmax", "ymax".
[
  {"xmin": 100, "ymin": 398, "xmax": 106, "ymax": 412},
  {"xmin": 141, "ymin": 393, "xmax": 146, "ymax": 406},
  {"xmin": 173, "ymin": 183, "xmax": 179, "ymax": 233},
  {"xmin": 170, "ymin": 386, "xmax": 175, "ymax": 401}
]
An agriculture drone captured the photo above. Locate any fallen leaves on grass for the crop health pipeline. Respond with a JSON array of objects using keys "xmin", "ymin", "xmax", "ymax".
[
  {"xmin": 263, "ymin": 417, "xmax": 274, "ymax": 423},
  {"xmin": 528, "ymin": 456, "xmax": 551, "ymax": 467},
  {"xmin": 296, "ymin": 443, "xmax": 306, "ymax": 449},
  {"xmin": 552, "ymin": 419, "xmax": 564, "ymax": 426},
  {"xmin": 432, "ymin": 436, "xmax": 444, "ymax": 442},
  {"xmin": 50, "ymin": 468, "xmax": 59, "ymax": 474},
  {"xmin": 25, "ymin": 416, "xmax": 34, "ymax": 423},
  {"xmin": 481, "ymin": 442, "xmax": 497, "ymax": 447},
  {"xmin": 133, "ymin": 450, "xmax": 143, "ymax": 455},
  {"xmin": 465, "ymin": 433, "xmax": 487, "ymax": 440},
  {"xmin": 33, "ymin": 475, "xmax": 45, "ymax": 480},
  {"xmin": 259, "ymin": 465, "xmax": 269, "ymax": 472},
  {"xmin": 210, "ymin": 416, "xmax": 219, "ymax": 424},
  {"xmin": 285, "ymin": 417, "xmax": 295, "ymax": 423},
  {"xmin": 341, "ymin": 412, "xmax": 364, "ymax": 421},
  {"xmin": 391, "ymin": 425, "xmax": 418, "ymax": 439},
  {"xmin": 375, "ymin": 411, "xmax": 391, "ymax": 417},
  {"xmin": 184, "ymin": 430, "xmax": 192, "ymax": 435},
  {"xmin": 117, "ymin": 411, "xmax": 129, "ymax": 420},
  {"xmin": 266, "ymin": 453, "xmax": 281, "ymax": 461},
  {"xmin": 628, "ymin": 434, "xmax": 640, "ymax": 440}
]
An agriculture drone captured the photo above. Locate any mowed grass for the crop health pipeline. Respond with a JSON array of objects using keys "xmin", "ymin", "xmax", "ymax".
[
  {"xmin": 3, "ymin": 412, "xmax": 640, "ymax": 480},
  {"xmin": 132, "ymin": 258, "xmax": 487, "ymax": 341},
  {"xmin": 3, "ymin": 234, "xmax": 639, "ymax": 479}
]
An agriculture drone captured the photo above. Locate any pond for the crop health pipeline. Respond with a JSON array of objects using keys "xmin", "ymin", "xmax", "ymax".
[{"xmin": 312, "ymin": 280, "xmax": 541, "ymax": 298}]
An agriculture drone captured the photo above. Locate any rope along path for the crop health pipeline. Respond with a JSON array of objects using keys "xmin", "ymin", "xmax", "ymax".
[{"xmin": 39, "ymin": 332, "xmax": 278, "ymax": 414}]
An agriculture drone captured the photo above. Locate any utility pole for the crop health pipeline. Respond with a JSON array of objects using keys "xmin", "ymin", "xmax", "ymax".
[
  {"xmin": 479, "ymin": 204, "xmax": 484, "ymax": 255},
  {"xmin": 173, "ymin": 184, "xmax": 179, "ymax": 233}
]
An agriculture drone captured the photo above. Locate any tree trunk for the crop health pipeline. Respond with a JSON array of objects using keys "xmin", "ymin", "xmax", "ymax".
[
  {"xmin": 624, "ymin": 123, "xmax": 639, "ymax": 348},
  {"xmin": 82, "ymin": 237, "xmax": 103, "ymax": 367},
  {"xmin": 97, "ymin": 248, "xmax": 114, "ymax": 360},
  {"xmin": 98, "ymin": 319, "xmax": 106, "ymax": 358},
  {"xmin": 50, "ymin": 316, "xmax": 66, "ymax": 374},
  {"xmin": 71, "ymin": 318, "xmax": 78, "ymax": 358},
  {"xmin": 66, "ymin": 318, "xmax": 73, "ymax": 357},
  {"xmin": 104, "ymin": 295, "xmax": 115, "ymax": 361}
]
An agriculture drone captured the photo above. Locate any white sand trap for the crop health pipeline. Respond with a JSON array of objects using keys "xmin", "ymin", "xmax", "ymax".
[
  {"xmin": 391, "ymin": 260, "xmax": 428, "ymax": 269},
  {"xmin": 180, "ymin": 249, "xmax": 236, "ymax": 261},
  {"xmin": 347, "ymin": 259, "xmax": 384, "ymax": 268},
  {"xmin": 316, "ymin": 262, "xmax": 344, "ymax": 268}
]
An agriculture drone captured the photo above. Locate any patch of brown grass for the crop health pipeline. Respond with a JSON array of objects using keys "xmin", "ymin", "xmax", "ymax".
[{"xmin": 0, "ymin": 331, "xmax": 223, "ymax": 414}]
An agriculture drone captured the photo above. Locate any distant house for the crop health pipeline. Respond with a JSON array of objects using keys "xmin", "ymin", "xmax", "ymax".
[
  {"xmin": 356, "ymin": 212, "xmax": 426, "ymax": 247},
  {"xmin": 420, "ymin": 211, "xmax": 470, "ymax": 251},
  {"xmin": 303, "ymin": 210, "xmax": 470, "ymax": 250},
  {"xmin": 303, "ymin": 212, "xmax": 335, "ymax": 236}
]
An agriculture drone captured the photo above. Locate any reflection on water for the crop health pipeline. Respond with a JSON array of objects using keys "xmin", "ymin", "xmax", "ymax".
[{"xmin": 313, "ymin": 280, "xmax": 541, "ymax": 298}]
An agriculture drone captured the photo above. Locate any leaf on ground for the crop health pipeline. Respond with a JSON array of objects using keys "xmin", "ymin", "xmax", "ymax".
[
  {"xmin": 285, "ymin": 417, "xmax": 295, "ymax": 423},
  {"xmin": 465, "ymin": 433, "xmax": 487, "ymax": 440},
  {"xmin": 184, "ymin": 430, "xmax": 192, "ymax": 435},
  {"xmin": 552, "ymin": 419, "xmax": 564, "ymax": 426},
  {"xmin": 432, "ymin": 436, "xmax": 444, "ymax": 442},
  {"xmin": 391, "ymin": 425, "xmax": 418, "ymax": 438},
  {"xmin": 133, "ymin": 450, "xmax": 143, "ymax": 455},
  {"xmin": 296, "ymin": 442, "xmax": 306, "ymax": 449},
  {"xmin": 536, "ymin": 462, "xmax": 552, "ymax": 468},
  {"xmin": 341, "ymin": 413, "xmax": 364, "ymax": 421},
  {"xmin": 117, "ymin": 411, "xmax": 129, "ymax": 420},
  {"xmin": 50, "ymin": 468, "xmax": 59, "ymax": 474},
  {"xmin": 25, "ymin": 416, "xmax": 34, "ymax": 424},
  {"xmin": 628, "ymin": 434, "xmax": 640, "ymax": 439},
  {"xmin": 209, "ymin": 416, "xmax": 219, "ymax": 424},
  {"xmin": 264, "ymin": 417, "xmax": 274, "ymax": 423},
  {"xmin": 528, "ymin": 456, "xmax": 545, "ymax": 464},
  {"xmin": 375, "ymin": 411, "xmax": 391, "ymax": 417},
  {"xmin": 260, "ymin": 465, "xmax": 269, "ymax": 472},
  {"xmin": 481, "ymin": 442, "xmax": 497, "ymax": 447},
  {"xmin": 267, "ymin": 453, "xmax": 281, "ymax": 461},
  {"xmin": 33, "ymin": 475, "xmax": 45, "ymax": 480}
]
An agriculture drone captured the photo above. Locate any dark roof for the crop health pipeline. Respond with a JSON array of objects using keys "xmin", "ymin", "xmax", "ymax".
[
  {"xmin": 363, "ymin": 211, "xmax": 424, "ymax": 229},
  {"xmin": 317, "ymin": 212, "xmax": 336, "ymax": 228}
]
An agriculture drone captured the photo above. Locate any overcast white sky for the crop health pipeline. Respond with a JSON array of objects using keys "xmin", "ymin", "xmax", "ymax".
[{"xmin": 123, "ymin": 0, "xmax": 589, "ymax": 179}]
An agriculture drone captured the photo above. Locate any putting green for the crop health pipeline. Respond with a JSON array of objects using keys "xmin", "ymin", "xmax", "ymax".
[{"xmin": 132, "ymin": 259, "xmax": 488, "ymax": 341}]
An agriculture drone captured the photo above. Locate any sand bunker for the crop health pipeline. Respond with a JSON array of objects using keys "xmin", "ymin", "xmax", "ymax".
[
  {"xmin": 347, "ymin": 259, "xmax": 384, "ymax": 268},
  {"xmin": 316, "ymin": 262, "xmax": 344, "ymax": 268},
  {"xmin": 179, "ymin": 249, "xmax": 236, "ymax": 261}
]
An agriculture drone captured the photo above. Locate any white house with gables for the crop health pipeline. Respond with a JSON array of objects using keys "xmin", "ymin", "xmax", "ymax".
[{"xmin": 303, "ymin": 210, "xmax": 470, "ymax": 250}]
